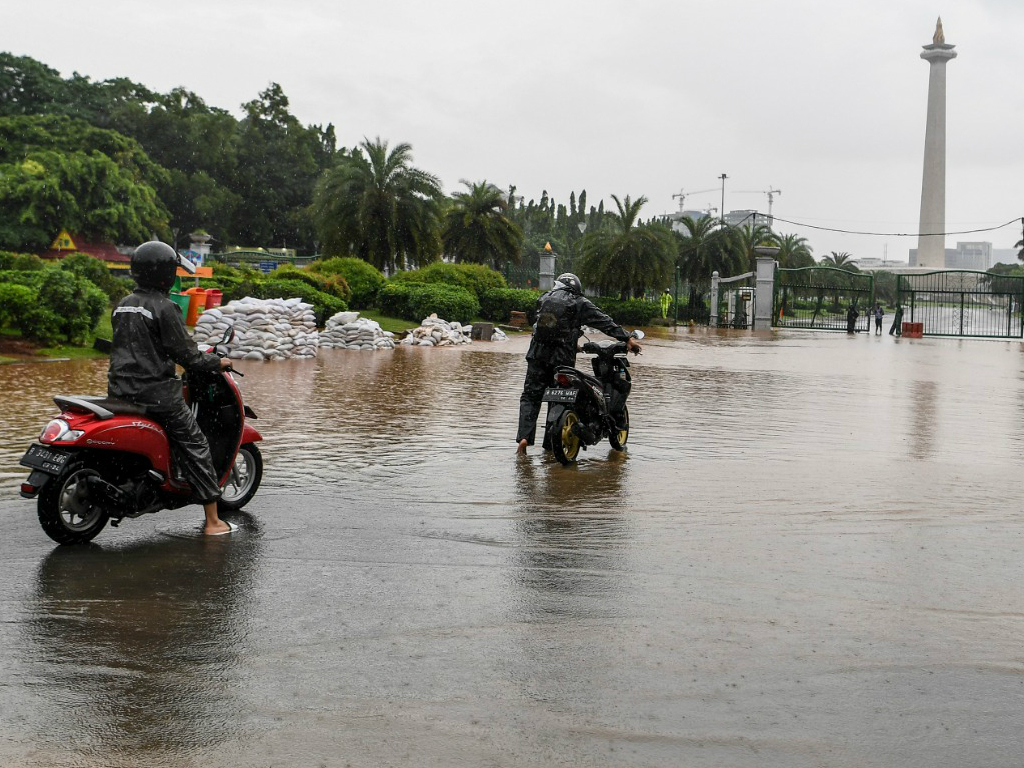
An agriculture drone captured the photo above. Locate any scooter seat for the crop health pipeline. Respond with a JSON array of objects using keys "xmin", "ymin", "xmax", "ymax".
[{"xmin": 53, "ymin": 395, "xmax": 148, "ymax": 420}]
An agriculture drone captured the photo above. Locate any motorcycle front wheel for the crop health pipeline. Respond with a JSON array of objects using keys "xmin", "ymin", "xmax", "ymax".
[
  {"xmin": 37, "ymin": 463, "xmax": 109, "ymax": 545},
  {"xmin": 608, "ymin": 405, "xmax": 629, "ymax": 451},
  {"xmin": 552, "ymin": 410, "xmax": 583, "ymax": 465},
  {"xmin": 219, "ymin": 443, "xmax": 263, "ymax": 511}
]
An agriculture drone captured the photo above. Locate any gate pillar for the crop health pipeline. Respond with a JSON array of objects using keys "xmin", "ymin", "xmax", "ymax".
[
  {"xmin": 539, "ymin": 243, "xmax": 556, "ymax": 291},
  {"xmin": 753, "ymin": 255, "xmax": 777, "ymax": 331},
  {"xmin": 710, "ymin": 271, "xmax": 720, "ymax": 327}
]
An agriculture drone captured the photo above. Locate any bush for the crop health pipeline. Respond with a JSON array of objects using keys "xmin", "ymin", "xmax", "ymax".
[
  {"xmin": 0, "ymin": 269, "xmax": 48, "ymax": 288},
  {"xmin": 59, "ymin": 253, "xmax": 131, "ymax": 302},
  {"xmin": 378, "ymin": 282, "xmax": 479, "ymax": 323},
  {"xmin": 0, "ymin": 251, "xmax": 35, "ymax": 270},
  {"xmin": 252, "ymin": 278, "xmax": 348, "ymax": 325},
  {"xmin": 479, "ymin": 287, "xmax": 542, "ymax": 322},
  {"xmin": 308, "ymin": 257, "xmax": 385, "ymax": 309},
  {"xmin": 0, "ymin": 283, "xmax": 34, "ymax": 327},
  {"xmin": 11, "ymin": 253, "xmax": 46, "ymax": 271},
  {"xmin": 590, "ymin": 297, "xmax": 661, "ymax": 327},
  {"xmin": 34, "ymin": 268, "xmax": 108, "ymax": 344},
  {"xmin": 269, "ymin": 264, "xmax": 352, "ymax": 303},
  {"xmin": 391, "ymin": 262, "xmax": 506, "ymax": 300}
]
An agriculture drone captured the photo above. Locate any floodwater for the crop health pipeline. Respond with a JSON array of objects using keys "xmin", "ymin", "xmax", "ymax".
[{"xmin": 2, "ymin": 328, "xmax": 1024, "ymax": 767}]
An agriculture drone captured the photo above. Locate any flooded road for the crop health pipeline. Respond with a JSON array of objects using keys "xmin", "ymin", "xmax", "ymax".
[{"xmin": 2, "ymin": 329, "xmax": 1024, "ymax": 767}]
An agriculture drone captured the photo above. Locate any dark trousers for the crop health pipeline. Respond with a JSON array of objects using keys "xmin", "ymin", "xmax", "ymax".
[
  {"xmin": 875, "ymin": 317, "xmax": 882, "ymax": 332},
  {"xmin": 517, "ymin": 360, "xmax": 557, "ymax": 445},
  {"xmin": 148, "ymin": 399, "xmax": 222, "ymax": 503}
]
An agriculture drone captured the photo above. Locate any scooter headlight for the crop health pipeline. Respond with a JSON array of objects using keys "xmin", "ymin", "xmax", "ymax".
[{"xmin": 39, "ymin": 419, "xmax": 84, "ymax": 444}]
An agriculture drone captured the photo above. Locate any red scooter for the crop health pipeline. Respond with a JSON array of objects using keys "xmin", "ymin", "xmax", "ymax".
[{"xmin": 19, "ymin": 332, "xmax": 263, "ymax": 544}]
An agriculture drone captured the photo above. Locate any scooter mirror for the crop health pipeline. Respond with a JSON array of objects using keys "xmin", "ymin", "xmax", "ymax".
[
  {"xmin": 220, "ymin": 326, "xmax": 235, "ymax": 345},
  {"xmin": 631, "ymin": 330, "xmax": 645, "ymax": 340}
]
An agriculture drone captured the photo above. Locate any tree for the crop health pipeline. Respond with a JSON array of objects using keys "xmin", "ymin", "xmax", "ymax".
[
  {"xmin": 776, "ymin": 233, "xmax": 815, "ymax": 268},
  {"xmin": 675, "ymin": 215, "xmax": 743, "ymax": 282},
  {"xmin": 312, "ymin": 137, "xmax": 443, "ymax": 273},
  {"xmin": 578, "ymin": 195, "xmax": 675, "ymax": 299},
  {"xmin": 442, "ymin": 181, "xmax": 523, "ymax": 269},
  {"xmin": 821, "ymin": 251, "xmax": 857, "ymax": 270},
  {"xmin": 733, "ymin": 222, "xmax": 779, "ymax": 272}
]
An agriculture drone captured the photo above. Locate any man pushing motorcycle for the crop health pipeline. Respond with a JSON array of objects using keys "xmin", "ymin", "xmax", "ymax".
[
  {"xmin": 516, "ymin": 272, "xmax": 641, "ymax": 454},
  {"xmin": 108, "ymin": 241, "xmax": 237, "ymax": 535}
]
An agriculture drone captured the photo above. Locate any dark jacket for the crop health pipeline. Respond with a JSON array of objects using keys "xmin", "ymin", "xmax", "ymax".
[
  {"xmin": 526, "ymin": 289, "xmax": 630, "ymax": 368},
  {"xmin": 108, "ymin": 288, "xmax": 221, "ymax": 406}
]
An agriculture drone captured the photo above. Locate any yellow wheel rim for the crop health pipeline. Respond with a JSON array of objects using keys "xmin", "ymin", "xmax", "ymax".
[{"xmin": 561, "ymin": 412, "xmax": 581, "ymax": 460}]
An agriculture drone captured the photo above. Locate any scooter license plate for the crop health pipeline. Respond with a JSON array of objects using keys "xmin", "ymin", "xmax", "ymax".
[
  {"xmin": 542, "ymin": 388, "xmax": 577, "ymax": 403},
  {"xmin": 20, "ymin": 444, "xmax": 71, "ymax": 474}
]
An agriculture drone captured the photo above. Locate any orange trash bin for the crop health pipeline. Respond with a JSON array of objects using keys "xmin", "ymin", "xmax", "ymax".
[{"xmin": 182, "ymin": 287, "xmax": 207, "ymax": 326}]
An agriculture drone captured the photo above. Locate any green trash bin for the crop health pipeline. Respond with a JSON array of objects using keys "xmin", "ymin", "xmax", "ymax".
[{"xmin": 169, "ymin": 292, "xmax": 190, "ymax": 319}]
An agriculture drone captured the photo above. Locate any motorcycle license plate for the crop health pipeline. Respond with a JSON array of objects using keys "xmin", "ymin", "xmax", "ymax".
[
  {"xmin": 542, "ymin": 388, "xmax": 577, "ymax": 403},
  {"xmin": 20, "ymin": 444, "xmax": 71, "ymax": 474}
]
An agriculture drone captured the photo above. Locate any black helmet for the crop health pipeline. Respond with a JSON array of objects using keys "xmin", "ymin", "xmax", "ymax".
[
  {"xmin": 131, "ymin": 241, "xmax": 179, "ymax": 291},
  {"xmin": 555, "ymin": 272, "xmax": 582, "ymax": 295}
]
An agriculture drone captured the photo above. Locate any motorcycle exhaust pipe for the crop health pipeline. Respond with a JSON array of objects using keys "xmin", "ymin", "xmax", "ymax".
[{"xmin": 83, "ymin": 475, "xmax": 134, "ymax": 514}]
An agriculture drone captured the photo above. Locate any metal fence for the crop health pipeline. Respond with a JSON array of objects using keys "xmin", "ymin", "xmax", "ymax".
[
  {"xmin": 897, "ymin": 270, "xmax": 1024, "ymax": 338},
  {"xmin": 774, "ymin": 267, "xmax": 875, "ymax": 332}
]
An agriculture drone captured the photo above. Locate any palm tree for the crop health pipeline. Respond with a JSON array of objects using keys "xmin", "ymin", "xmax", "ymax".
[
  {"xmin": 821, "ymin": 251, "xmax": 856, "ymax": 270},
  {"xmin": 676, "ymin": 215, "xmax": 743, "ymax": 282},
  {"xmin": 734, "ymin": 223, "xmax": 779, "ymax": 272},
  {"xmin": 441, "ymin": 180, "xmax": 523, "ymax": 270},
  {"xmin": 776, "ymin": 233, "xmax": 815, "ymax": 268},
  {"xmin": 578, "ymin": 195, "xmax": 675, "ymax": 299},
  {"xmin": 311, "ymin": 137, "xmax": 443, "ymax": 273}
]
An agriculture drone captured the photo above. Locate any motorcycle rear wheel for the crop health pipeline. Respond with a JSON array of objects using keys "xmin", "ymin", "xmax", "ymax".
[
  {"xmin": 218, "ymin": 443, "xmax": 263, "ymax": 511},
  {"xmin": 37, "ymin": 463, "xmax": 109, "ymax": 545},
  {"xmin": 608, "ymin": 405, "xmax": 629, "ymax": 451},
  {"xmin": 552, "ymin": 410, "xmax": 583, "ymax": 465}
]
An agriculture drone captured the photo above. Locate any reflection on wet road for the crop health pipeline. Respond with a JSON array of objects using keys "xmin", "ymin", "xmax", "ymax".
[{"xmin": 3, "ymin": 329, "xmax": 1024, "ymax": 766}]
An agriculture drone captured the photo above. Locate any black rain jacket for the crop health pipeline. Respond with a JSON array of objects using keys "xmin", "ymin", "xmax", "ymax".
[
  {"xmin": 526, "ymin": 289, "xmax": 630, "ymax": 368},
  {"xmin": 108, "ymin": 288, "xmax": 221, "ymax": 407}
]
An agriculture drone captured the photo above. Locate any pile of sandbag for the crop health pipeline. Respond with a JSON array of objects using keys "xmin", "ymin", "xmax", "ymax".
[
  {"xmin": 400, "ymin": 314, "xmax": 473, "ymax": 347},
  {"xmin": 320, "ymin": 311, "xmax": 396, "ymax": 350},
  {"xmin": 192, "ymin": 297, "xmax": 319, "ymax": 361}
]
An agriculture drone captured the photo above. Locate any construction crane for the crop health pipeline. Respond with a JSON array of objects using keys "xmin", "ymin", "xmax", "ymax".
[
  {"xmin": 671, "ymin": 187, "xmax": 718, "ymax": 213},
  {"xmin": 735, "ymin": 188, "xmax": 782, "ymax": 217}
]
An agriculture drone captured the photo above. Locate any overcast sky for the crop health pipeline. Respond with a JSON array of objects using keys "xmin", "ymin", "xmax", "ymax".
[{"xmin": 5, "ymin": 0, "xmax": 1023, "ymax": 261}]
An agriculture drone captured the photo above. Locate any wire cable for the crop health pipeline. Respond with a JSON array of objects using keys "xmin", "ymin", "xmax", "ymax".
[{"xmin": 764, "ymin": 215, "xmax": 1021, "ymax": 238}]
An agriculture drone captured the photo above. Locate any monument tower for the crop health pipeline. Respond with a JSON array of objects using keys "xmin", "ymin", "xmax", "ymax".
[{"xmin": 916, "ymin": 17, "xmax": 956, "ymax": 269}]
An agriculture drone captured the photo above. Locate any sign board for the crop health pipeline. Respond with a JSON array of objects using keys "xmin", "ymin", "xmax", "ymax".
[
  {"xmin": 176, "ymin": 266, "xmax": 213, "ymax": 278},
  {"xmin": 258, "ymin": 261, "xmax": 278, "ymax": 273}
]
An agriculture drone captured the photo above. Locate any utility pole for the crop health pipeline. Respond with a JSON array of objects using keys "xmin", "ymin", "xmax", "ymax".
[{"xmin": 719, "ymin": 174, "xmax": 728, "ymax": 225}]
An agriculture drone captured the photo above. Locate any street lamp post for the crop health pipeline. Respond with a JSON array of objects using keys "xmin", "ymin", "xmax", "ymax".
[{"xmin": 719, "ymin": 173, "xmax": 728, "ymax": 225}]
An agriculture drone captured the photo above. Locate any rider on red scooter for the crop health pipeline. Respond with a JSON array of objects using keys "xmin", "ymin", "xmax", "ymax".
[{"xmin": 108, "ymin": 241, "xmax": 237, "ymax": 536}]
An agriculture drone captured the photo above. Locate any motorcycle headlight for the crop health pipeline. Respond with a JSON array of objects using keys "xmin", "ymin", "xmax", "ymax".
[{"xmin": 39, "ymin": 419, "xmax": 84, "ymax": 444}]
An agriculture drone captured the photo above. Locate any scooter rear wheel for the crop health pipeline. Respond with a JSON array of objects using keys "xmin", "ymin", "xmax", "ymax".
[
  {"xmin": 219, "ymin": 443, "xmax": 263, "ymax": 511},
  {"xmin": 608, "ymin": 405, "xmax": 629, "ymax": 451},
  {"xmin": 552, "ymin": 410, "xmax": 583, "ymax": 466},
  {"xmin": 37, "ymin": 463, "xmax": 109, "ymax": 545}
]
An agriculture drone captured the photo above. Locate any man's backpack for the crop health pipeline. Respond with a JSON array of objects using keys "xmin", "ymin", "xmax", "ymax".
[{"xmin": 534, "ymin": 289, "xmax": 578, "ymax": 344}]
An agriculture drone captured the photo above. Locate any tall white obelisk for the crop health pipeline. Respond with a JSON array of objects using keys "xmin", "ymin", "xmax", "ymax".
[{"xmin": 916, "ymin": 17, "xmax": 956, "ymax": 269}]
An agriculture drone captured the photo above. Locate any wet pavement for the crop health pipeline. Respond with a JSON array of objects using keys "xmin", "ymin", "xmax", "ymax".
[{"xmin": 2, "ymin": 328, "xmax": 1024, "ymax": 767}]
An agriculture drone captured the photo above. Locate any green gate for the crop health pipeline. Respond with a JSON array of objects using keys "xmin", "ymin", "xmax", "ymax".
[
  {"xmin": 896, "ymin": 270, "xmax": 1024, "ymax": 338},
  {"xmin": 774, "ymin": 267, "xmax": 874, "ymax": 331}
]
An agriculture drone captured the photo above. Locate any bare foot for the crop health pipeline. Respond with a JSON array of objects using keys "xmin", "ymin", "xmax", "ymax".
[
  {"xmin": 203, "ymin": 520, "xmax": 234, "ymax": 535},
  {"xmin": 516, "ymin": 439, "xmax": 528, "ymax": 455}
]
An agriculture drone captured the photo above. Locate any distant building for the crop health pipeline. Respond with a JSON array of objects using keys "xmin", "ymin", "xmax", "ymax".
[
  {"xmin": 36, "ymin": 230, "xmax": 131, "ymax": 269},
  {"xmin": 853, "ymin": 258, "xmax": 911, "ymax": 272},
  {"xmin": 724, "ymin": 210, "xmax": 773, "ymax": 229},
  {"xmin": 908, "ymin": 241, "xmax": 1013, "ymax": 270}
]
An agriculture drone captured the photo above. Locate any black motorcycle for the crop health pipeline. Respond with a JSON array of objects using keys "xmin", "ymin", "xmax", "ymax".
[{"xmin": 542, "ymin": 330, "xmax": 644, "ymax": 465}]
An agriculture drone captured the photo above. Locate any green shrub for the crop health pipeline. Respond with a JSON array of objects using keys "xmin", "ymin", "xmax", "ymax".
[
  {"xmin": 269, "ymin": 264, "xmax": 352, "ymax": 303},
  {"xmin": 35, "ymin": 268, "xmax": 108, "ymax": 343},
  {"xmin": 59, "ymin": 253, "xmax": 130, "ymax": 302},
  {"xmin": 391, "ymin": 262, "xmax": 506, "ymax": 300},
  {"xmin": 0, "ymin": 283, "xmax": 34, "ymax": 327},
  {"xmin": 379, "ymin": 282, "xmax": 479, "ymax": 322},
  {"xmin": 590, "ymin": 297, "xmax": 661, "ymax": 327},
  {"xmin": 308, "ymin": 257, "xmax": 385, "ymax": 309},
  {"xmin": 11, "ymin": 253, "xmax": 46, "ymax": 271},
  {"xmin": 0, "ymin": 251, "xmax": 35, "ymax": 270},
  {"xmin": 252, "ymin": 279, "xmax": 348, "ymax": 325},
  {"xmin": 479, "ymin": 287, "xmax": 542, "ymax": 322},
  {"xmin": 0, "ymin": 269, "xmax": 48, "ymax": 288}
]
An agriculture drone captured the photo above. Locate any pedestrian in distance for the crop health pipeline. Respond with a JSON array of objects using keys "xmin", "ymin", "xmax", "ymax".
[
  {"xmin": 107, "ymin": 241, "xmax": 237, "ymax": 535},
  {"xmin": 846, "ymin": 304, "xmax": 859, "ymax": 334},
  {"xmin": 874, "ymin": 303, "xmax": 884, "ymax": 334},
  {"xmin": 889, "ymin": 305, "xmax": 904, "ymax": 336},
  {"xmin": 660, "ymin": 289, "xmax": 671, "ymax": 319},
  {"xmin": 516, "ymin": 273, "xmax": 640, "ymax": 454}
]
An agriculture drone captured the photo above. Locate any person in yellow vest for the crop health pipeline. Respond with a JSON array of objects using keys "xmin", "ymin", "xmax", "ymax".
[{"xmin": 660, "ymin": 289, "xmax": 671, "ymax": 319}]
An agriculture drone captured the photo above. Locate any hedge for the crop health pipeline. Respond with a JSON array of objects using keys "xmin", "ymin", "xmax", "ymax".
[
  {"xmin": 479, "ymin": 287, "xmax": 541, "ymax": 322},
  {"xmin": 308, "ymin": 257, "xmax": 385, "ymax": 309},
  {"xmin": 590, "ymin": 297, "xmax": 662, "ymax": 327},
  {"xmin": 251, "ymin": 278, "xmax": 348, "ymax": 325},
  {"xmin": 269, "ymin": 264, "xmax": 351, "ymax": 304},
  {"xmin": 378, "ymin": 282, "xmax": 480, "ymax": 323},
  {"xmin": 59, "ymin": 252, "xmax": 131, "ymax": 302},
  {"xmin": 391, "ymin": 262, "xmax": 506, "ymax": 300}
]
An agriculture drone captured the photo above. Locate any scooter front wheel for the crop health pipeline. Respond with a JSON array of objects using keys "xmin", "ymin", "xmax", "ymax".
[
  {"xmin": 219, "ymin": 443, "xmax": 263, "ymax": 511},
  {"xmin": 552, "ymin": 410, "xmax": 583, "ymax": 466},
  {"xmin": 608, "ymin": 405, "xmax": 629, "ymax": 451},
  {"xmin": 37, "ymin": 463, "xmax": 109, "ymax": 545}
]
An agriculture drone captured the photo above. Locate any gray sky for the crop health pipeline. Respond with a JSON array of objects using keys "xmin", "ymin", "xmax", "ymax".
[{"xmin": 5, "ymin": 0, "xmax": 1023, "ymax": 261}]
